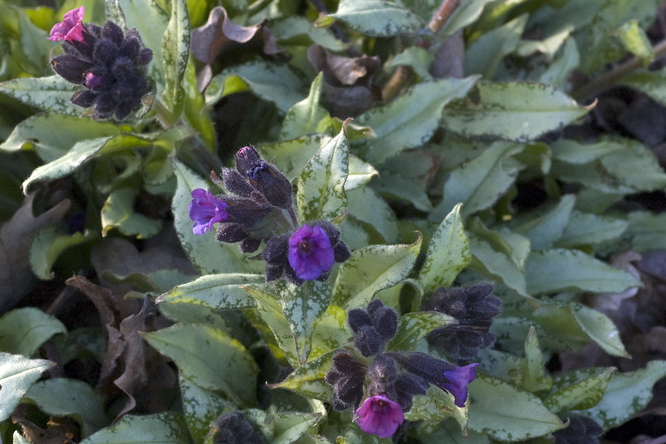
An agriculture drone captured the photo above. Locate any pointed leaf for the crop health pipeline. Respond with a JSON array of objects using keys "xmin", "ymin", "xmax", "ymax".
[
  {"xmin": 544, "ymin": 367, "xmax": 615, "ymax": 415},
  {"xmin": 179, "ymin": 375, "xmax": 229, "ymax": 444},
  {"xmin": 514, "ymin": 195, "xmax": 576, "ymax": 250},
  {"xmin": 405, "ymin": 386, "xmax": 467, "ymax": 429},
  {"xmin": 162, "ymin": 0, "xmax": 190, "ymax": 117},
  {"xmin": 101, "ymin": 188, "xmax": 163, "ymax": 239},
  {"xmin": 30, "ymin": 227, "xmax": 96, "ymax": 280},
  {"xmin": 442, "ymin": 81, "xmax": 591, "ymax": 142},
  {"xmin": 333, "ymin": 234, "xmax": 421, "ymax": 309},
  {"xmin": 0, "ymin": 76, "xmax": 82, "ymax": 116},
  {"xmin": 310, "ymin": 305, "xmax": 351, "ymax": 360},
  {"xmin": 157, "ymin": 273, "xmax": 263, "ymax": 309},
  {"xmin": 297, "ymin": 122, "xmax": 349, "ymax": 222},
  {"xmin": 519, "ymin": 327, "xmax": 552, "ymax": 393},
  {"xmin": 80, "ymin": 412, "xmax": 189, "ymax": 444},
  {"xmin": 142, "ymin": 323, "xmax": 259, "ymax": 407},
  {"xmin": 419, "ymin": 204, "xmax": 470, "ymax": 293},
  {"xmin": 281, "ymin": 73, "xmax": 331, "ymax": 140},
  {"xmin": 327, "ymin": 0, "xmax": 424, "ymax": 37},
  {"xmin": 0, "ymin": 352, "xmax": 54, "ymax": 422},
  {"xmin": 272, "ymin": 351, "xmax": 334, "ymax": 401},
  {"xmin": 386, "ymin": 312, "xmax": 456, "ymax": 352}
]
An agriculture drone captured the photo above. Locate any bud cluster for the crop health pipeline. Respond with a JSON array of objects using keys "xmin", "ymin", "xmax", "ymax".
[
  {"xmin": 325, "ymin": 300, "xmax": 479, "ymax": 439},
  {"xmin": 424, "ymin": 284, "xmax": 502, "ymax": 361},
  {"xmin": 48, "ymin": 7, "xmax": 153, "ymax": 120},
  {"xmin": 189, "ymin": 146, "xmax": 351, "ymax": 286}
]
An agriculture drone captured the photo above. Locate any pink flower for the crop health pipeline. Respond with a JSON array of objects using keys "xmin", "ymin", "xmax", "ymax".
[
  {"xmin": 356, "ymin": 394, "xmax": 404, "ymax": 439},
  {"xmin": 288, "ymin": 224, "xmax": 335, "ymax": 280},
  {"xmin": 48, "ymin": 6, "xmax": 86, "ymax": 43},
  {"xmin": 188, "ymin": 189, "xmax": 229, "ymax": 235}
]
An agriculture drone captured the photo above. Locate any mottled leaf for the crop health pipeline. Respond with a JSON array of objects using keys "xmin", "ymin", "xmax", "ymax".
[
  {"xmin": 544, "ymin": 367, "xmax": 615, "ymax": 415},
  {"xmin": 386, "ymin": 312, "xmax": 456, "ymax": 352},
  {"xmin": 0, "ymin": 352, "xmax": 54, "ymax": 422},
  {"xmin": 80, "ymin": 412, "xmax": 189, "ymax": 444},
  {"xmin": 157, "ymin": 273, "xmax": 263, "ymax": 309},
  {"xmin": 327, "ymin": 0, "xmax": 424, "ymax": 37}
]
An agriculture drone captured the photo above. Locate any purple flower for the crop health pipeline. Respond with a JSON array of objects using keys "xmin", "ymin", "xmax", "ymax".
[
  {"xmin": 189, "ymin": 189, "xmax": 229, "ymax": 235},
  {"xmin": 443, "ymin": 363, "xmax": 479, "ymax": 407},
  {"xmin": 48, "ymin": 6, "xmax": 86, "ymax": 43},
  {"xmin": 288, "ymin": 224, "xmax": 335, "ymax": 280},
  {"xmin": 356, "ymin": 394, "xmax": 404, "ymax": 439},
  {"xmin": 85, "ymin": 72, "xmax": 101, "ymax": 89}
]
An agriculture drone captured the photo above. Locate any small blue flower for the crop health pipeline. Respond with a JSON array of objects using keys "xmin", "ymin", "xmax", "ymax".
[
  {"xmin": 189, "ymin": 189, "xmax": 229, "ymax": 235},
  {"xmin": 443, "ymin": 363, "xmax": 479, "ymax": 407},
  {"xmin": 288, "ymin": 224, "xmax": 335, "ymax": 280},
  {"xmin": 356, "ymin": 394, "xmax": 404, "ymax": 439}
]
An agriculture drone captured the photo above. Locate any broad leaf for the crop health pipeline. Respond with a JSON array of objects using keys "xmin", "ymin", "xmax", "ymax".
[
  {"xmin": 179, "ymin": 375, "xmax": 229, "ymax": 444},
  {"xmin": 80, "ymin": 412, "xmax": 189, "ymax": 444},
  {"xmin": 281, "ymin": 73, "xmax": 332, "ymax": 140},
  {"xmin": 465, "ymin": 15, "xmax": 527, "ymax": 79},
  {"xmin": 0, "ymin": 352, "xmax": 54, "ymax": 422},
  {"xmin": 512, "ymin": 195, "xmax": 576, "ymax": 250},
  {"xmin": 327, "ymin": 0, "xmax": 424, "ymax": 37},
  {"xmin": 386, "ymin": 312, "xmax": 456, "ymax": 352},
  {"xmin": 30, "ymin": 227, "xmax": 96, "ymax": 280},
  {"xmin": 101, "ymin": 188, "xmax": 163, "ymax": 239},
  {"xmin": 272, "ymin": 351, "xmax": 334, "ymax": 401},
  {"xmin": 0, "ymin": 76, "xmax": 81, "ymax": 116},
  {"xmin": 142, "ymin": 323, "xmax": 259, "ymax": 407},
  {"xmin": 442, "ymin": 81, "xmax": 591, "ymax": 142},
  {"xmin": 162, "ymin": 0, "xmax": 190, "ymax": 118},
  {"xmin": 0, "ymin": 308, "xmax": 66, "ymax": 356},
  {"xmin": 544, "ymin": 367, "xmax": 615, "ymax": 415},
  {"xmin": 157, "ymin": 273, "xmax": 263, "ymax": 309}
]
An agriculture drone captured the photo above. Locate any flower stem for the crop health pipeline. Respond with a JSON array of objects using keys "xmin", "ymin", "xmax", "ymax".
[
  {"xmin": 152, "ymin": 97, "xmax": 175, "ymax": 128},
  {"xmin": 381, "ymin": 0, "xmax": 462, "ymax": 101},
  {"xmin": 571, "ymin": 39, "xmax": 666, "ymax": 102}
]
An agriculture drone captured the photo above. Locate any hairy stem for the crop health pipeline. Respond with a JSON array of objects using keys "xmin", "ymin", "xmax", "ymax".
[{"xmin": 572, "ymin": 39, "xmax": 666, "ymax": 101}]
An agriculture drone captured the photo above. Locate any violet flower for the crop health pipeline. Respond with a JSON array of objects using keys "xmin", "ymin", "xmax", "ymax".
[
  {"xmin": 443, "ymin": 363, "xmax": 479, "ymax": 407},
  {"xmin": 189, "ymin": 189, "xmax": 229, "ymax": 235},
  {"xmin": 48, "ymin": 6, "xmax": 86, "ymax": 43},
  {"xmin": 288, "ymin": 224, "xmax": 335, "ymax": 280},
  {"xmin": 356, "ymin": 394, "xmax": 404, "ymax": 439}
]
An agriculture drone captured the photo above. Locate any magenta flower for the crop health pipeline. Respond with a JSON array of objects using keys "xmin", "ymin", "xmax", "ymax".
[
  {"xmin": 85, "ymin": 72, "xmax": 101, "ymax": 89},
  {"xmin": 356, "ymin": 394, "xmax": 404, "ymax": 438},
  {"xmin": 443, "ymin": 363, "xmax": 479, "ymax": 407},
  {"xmin": 48, "ymin": 6, "xmax": 86, "ymax": 43},
  {"xmin": 189, "ymin": 189, "xmax": 229, "ymax": 235},
  {"xmin": 288, "ymin": 224, "xmax": 335, "ymax": 280}
]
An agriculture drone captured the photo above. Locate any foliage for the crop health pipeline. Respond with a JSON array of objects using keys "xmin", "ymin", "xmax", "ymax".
[{"xmin": 1, "ymin": 0, "xmax": 666, "ymax": 443}]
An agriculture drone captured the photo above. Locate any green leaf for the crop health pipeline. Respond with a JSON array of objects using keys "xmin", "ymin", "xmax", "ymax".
[
  {"xmin": 557, "ymin": 211, "xmax": 629, "ymax": 248},
  {"xmin": 101, "ymin": 188, "xmax": 163, "ymax": 239},
  {"xmin": 550, "ymin": 138, "xmax": 625, "ymax": 164},
  {"xmin": 570, "ymin": 302, "xmax": 629, "ymax": 357},
  {"xmin": 243, "ymin": 285, "xmax": 299, "ymax": 367},
  {"xmin": 157, "ymin": 273, "xmax": 264, "ymax": 309},
  {"xmin": 525, "ymin": 249, "xmax": 641, "ymax": 295},
  {"xmin": 162, "ymin": 0, "xmax": 190, "ymax": 118},
  {"xmin": 24, "ymin": 378, "xmax": 108, "ymax": 437},
  {"xmin": 327, "ymin": 0, "xmax": 424, "ymax": 37},
  {"xmin": 258, "ymin": 134, "xmax": 331, "ymax": 182},
  {"xmin": 269, "ymin": 16, "xmax": 347, "ymax": 52},
  {"xmin": 519, "ymin": 327, "xmax": 552, "ymax": 393},
  {"xmin": 544, "ymin": 367, "xmax": 615, "ymax": 415},
  {"xmin": 419, "ymin": 204, "xmax": 470, "ymax": 293},
  {"xmin": 357, "ymin": 76, "xmax": 479, "ymax": 164},
  {"xmin": 513, "ymin": 195, "xmax": 576, "ymax": 250},
  {"xmin": 13, "ymin": 431, "xmax": 30, "ymax": 444},
  {"xmin": 281, "ymin": 73, "xmax": 332, "ymax": 140},
  {"xmin": 418, "ymin": 418, "xmax": 490, "ymax": 444},
  {"xmin": 386, "ymin": 47, "xmax": 433, "ymax": 81},
  {"xmin": 310, "ymin": 305, "xmax": 351, "ymax": 360},
  {"xmin": 332, "ymin": 234, "xmax": 421, "ymax": 309},
  {"xmin": 209, "ymin": 61, "xmax": 307, "ymax": 113},
  {"xmin": 433, "ymin": 142, "xmax": 524, "ymax": 219},
  {"xmin": 346, "ymin": 156, "xmax": 379, "ymax": 191},
  {"xmin": 627, "ymin": 211, "xmax": 666, "ymax": 251},
  {"xmin": 0, "ymin": 76, "xmax": 82, "ymax": 116},
  {"xmin": 0, "ymin": 352, "xmax": 54, "ymax": 422},
  {"xmin": 260, "ymin": 409, "xmax": 322, "ymax": 444},
  {"xmin": 142, "ymin": 323, "xmax": 259, "ymax": 407},
  {"xmin": 30, "ymin": 227, "xmax": 96, "ymax": 280},
  {"xmin": 438, "ymin": 0, "xmax": 496, "ymax": 39},
  {"xmin": 171, "ymin": 158, "xmax": 263, "ymax": 274},
  {"xmin": 442, "ymin": 81, "xmax": 591, "ymax": 142},
  {"xmin": 22, "ymin": 133, "xmax": 152, "ymax": 193},
  {"xmin": 274, "ymin": 279, "xmax": 334, "ymax": 365},
  {"xmin": 467, "ymin": 373, "xmax": 564, "ymax": 441},
  {"xmin": 0, "ymin": 308, "xmax": 66, "ymax": 356},
  {"xmin": 406, "ymin": 386, "xmax": 466, "ymax": 428},
  {"xmin": 386, "ymin": 312, "xmax": 455, "ymax": 352},
  {"xmin": 272, "ymin": 351, "xmax": 334, "ymax": 401},
  {"xmin": 80, "ymin": 412, "xmax": 190, "ymax": 444},
  {"xmin": 117, "ymin": 0, "xmax": 169, "ymax": 92},
  {"xmin": 297, "ymin": 123, "xmax": 349, "ymax": 222},
  {"xmin": 179, "ymin": 375, "xmax": 229, "ymax": 444},
  {"xmin": 465, "ymin": 14, "xmax": 527, "ymax": 79},
  {"xmin": 539, "ymin": 37, "xmax": 580, "ymax": 89},
  {"xmin": 599, "ymin": 141, "xmax": 666, "ymax": 192},
  {"xmin": 347, "ymin": 186, "xmax": 399, "ymax": 244},
  {"xmin": 581, "ymin": 361, "xmax": 666, "ymax": 429}
]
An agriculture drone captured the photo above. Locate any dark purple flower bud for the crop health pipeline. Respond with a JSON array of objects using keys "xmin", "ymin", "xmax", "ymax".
[
  {"xmin": 348, "ymin": 309, "xmax": 373, "ymax": 332},
  {"xmin": 288, "ymin": 224, "xmax": 335, "ymax": 280},
  {"xmin": 353, "ymin": 327, "xmax": 383, "ymax": 357},
  {"xmin": 240, "ymin": 238, "xmax": 262, "ymax": 253},
  {"xmin": 216, "ymin": 223, "xmax": 249, "ymax": 243},
  {"xmin": 48, "ymin": 7, "xmax": 86, "ymax": 43},
  {"xmin": 553, "ymin": 416, "xmax": 603, "ymax": 444},
  {"xmin": 367, "ymin": 354, "xmax": 398, "ymax": 397},
  {"xmin": 223, "ymin": 168, "xmax": 257, "ymax": 198},
  {"xmin": 393, "ymin": 373, "xmax": 429, "ymax": 411},
  {"xmin": 348, "ymin": 301, "xmax": 397, "ymax": 356},
  {"xmin": 367, "ymin": 299, "xmax": 398, "ymax": 343},
  {"xmin": 189, "ymin": 189, "xmax": 229, "ymax": 235},
  {"xmin": 214, "ymin": 411, "xmax": 265, "ymax": 444},
  {"xmin": 85, "ymin": 72, "xmax": 101, "ymax": 89},
  {"xmin": 426, "ymin": 284, "xmax": 502, "ymax": 360},
  {"xmin": 442, "ymin": 363, "xmax": 478, "ymax": 408},
  {"xmin": 50, "ymin": 54, "xmax": 93, "ymax": 83},
  {"xmin": 236, "ymin": 146, "xmax": 262, "ymax": 175},
  {"xmin": 325, "ymin": 350, "xmax": 367, "ymax": 410},
  {"xmin": 356, "ymin": 394, "xmax": 404, "ymax": 439}
]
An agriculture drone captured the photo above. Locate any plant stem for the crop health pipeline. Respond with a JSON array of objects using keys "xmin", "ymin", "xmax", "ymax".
[
  {"xmin": 572, "ymin": 39, "xmax": 666, "ymax": 101},
  {"xmin": 381, "ymin": 0, "xmax": 462, "ymax": 101},
  {"xmin": 152, "ymin": 97, "xmax": 175, "ymax": 128}
]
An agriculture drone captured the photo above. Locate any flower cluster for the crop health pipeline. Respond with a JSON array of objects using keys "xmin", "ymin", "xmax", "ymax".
[
  {"xmin": 325, "ymin": 300, "xmax": 479, "ymax": 439},
  {"xmin": 424, "ymin": 283, "xmax": 502, "ymax": 361},
  {"xmin": 48, "ymin": 7, "xmax": 153, "ymax": 120},
  {"xmin": 189, "ymin": 146, "xmax": 350, "ymax": 285}
]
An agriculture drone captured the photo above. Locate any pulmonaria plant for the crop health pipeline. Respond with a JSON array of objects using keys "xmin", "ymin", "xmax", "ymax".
[
  {"xmin": 48, "ymin": 7, "xmax": 153, "ymax": 120},
  {"xmin": 189, "ymin": 146, "xmax": 350, "ymax": 285},
  {"xmin": 325, "ymin": 300, "xmax": 479, "ymax": 439}
]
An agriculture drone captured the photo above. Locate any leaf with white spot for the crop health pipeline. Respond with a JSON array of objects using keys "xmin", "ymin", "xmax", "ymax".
[{"xmin": 0, "ymin": 352, "xmax": 54, "ymax": 422}]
